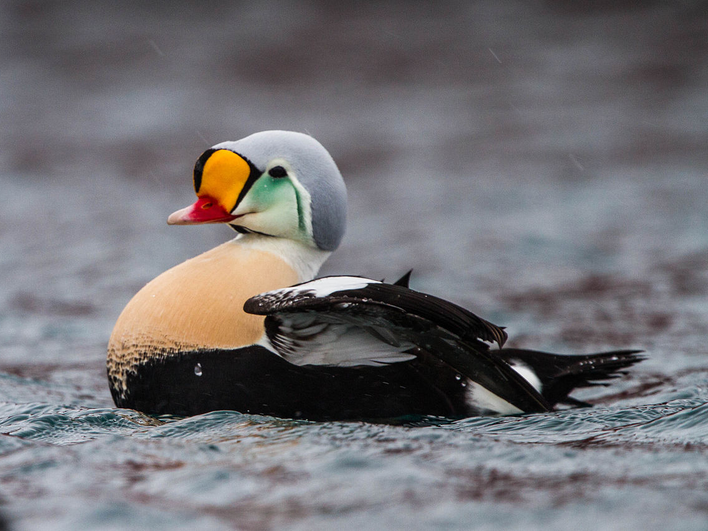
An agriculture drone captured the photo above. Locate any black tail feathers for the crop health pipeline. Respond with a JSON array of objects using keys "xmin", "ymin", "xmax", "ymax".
[{"xmin": 496, "ymin": 348, "xmax": 645, "ymax": 408}]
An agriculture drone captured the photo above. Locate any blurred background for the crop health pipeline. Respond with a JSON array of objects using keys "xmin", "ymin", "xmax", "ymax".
[
  {"xmin": 3, "ymin": 0, "xmax": 707, "ymax": 376},
  {"xmin": 1, "ymin": 1, "xmax": 708, "ymax": 529}
]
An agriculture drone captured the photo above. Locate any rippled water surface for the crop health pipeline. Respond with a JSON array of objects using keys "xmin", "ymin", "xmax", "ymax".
[{"xmin": 2, "ymin": 2, "xmax": 708, "ymax": 530}]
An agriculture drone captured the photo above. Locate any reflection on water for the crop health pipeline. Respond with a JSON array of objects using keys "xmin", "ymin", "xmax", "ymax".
[{"xmin": 1, "ymin": 2, "xmax": 707, "ymax": 530}]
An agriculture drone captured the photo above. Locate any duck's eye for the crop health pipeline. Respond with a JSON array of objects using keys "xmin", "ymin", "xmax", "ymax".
[{"xmin": 268, "ymin": 166, "xmax": 288, "ymax": 178}]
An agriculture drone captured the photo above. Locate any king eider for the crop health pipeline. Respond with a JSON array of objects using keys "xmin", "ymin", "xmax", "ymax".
[{"xmin": 107, "ymin": 130, "xmax": 643, "ymax": 420}]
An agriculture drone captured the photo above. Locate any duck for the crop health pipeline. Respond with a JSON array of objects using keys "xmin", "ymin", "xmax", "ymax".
[{"xmin": 107, "ymin": 130, "xmax": 643, "ymax": 421}]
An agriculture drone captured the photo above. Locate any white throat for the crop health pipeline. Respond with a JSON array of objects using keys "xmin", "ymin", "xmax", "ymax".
[{"xmin": 233, "ymin": 233, "xmax": 331, "ymax": 282}]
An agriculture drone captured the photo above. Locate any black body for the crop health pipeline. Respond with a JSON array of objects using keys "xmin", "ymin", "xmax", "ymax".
[
  {"xmin": 113, "ymin": 346, "xmax": 471, "ymax": 420},
  {"xmin": 111, "ymin": 345, "xmax": 643, "ymax": 421}
]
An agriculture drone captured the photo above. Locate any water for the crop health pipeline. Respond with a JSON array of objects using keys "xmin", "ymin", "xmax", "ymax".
[{"xmin": 1, "ymin": 2, "xmax": 707, "ymax": 529}]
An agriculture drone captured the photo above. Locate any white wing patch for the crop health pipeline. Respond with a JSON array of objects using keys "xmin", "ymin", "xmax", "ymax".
[
  {"xmin": 252, "ymin": 277, "xmax": 420, "ymax": 368},
  {"xmin": 286, "ymin": 276, "xmax": 380, "ymax": 298},
  {"xmin": 262, "ymin": 312, "xmax": 416, "ymax": 367}
]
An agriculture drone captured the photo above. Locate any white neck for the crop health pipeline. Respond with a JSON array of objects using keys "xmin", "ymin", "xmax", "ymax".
[{"xmin": 233, "ymin": 233, "xmax": 331, "ymax": 282}]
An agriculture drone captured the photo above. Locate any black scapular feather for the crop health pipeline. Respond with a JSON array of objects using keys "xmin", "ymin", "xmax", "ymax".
[{"xmin": 245, "ymin": 278, "xmax": 552, "ymax": 413}]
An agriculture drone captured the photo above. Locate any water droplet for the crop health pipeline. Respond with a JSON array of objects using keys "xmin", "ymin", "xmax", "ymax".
[
  {"xmin": 461, "ymin": 381, "xmax": 467, "ymax": 388},
  {"xmin": 455, "ymin": 374, "xmax": 462, "ymax": 381},
  {"xmin": 194, "ymin": 363, "xmax": 203, "ymax": 376}
]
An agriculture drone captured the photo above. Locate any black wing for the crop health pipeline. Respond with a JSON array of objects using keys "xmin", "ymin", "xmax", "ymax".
[{"xmin": 245, "ymin": 276, "xmax": 551, "ymax": 414}]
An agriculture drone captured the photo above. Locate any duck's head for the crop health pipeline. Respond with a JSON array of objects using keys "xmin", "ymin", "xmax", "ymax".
[{"xmin": 167, "ymin": 130, "xmax": 347, "ymax": 251}]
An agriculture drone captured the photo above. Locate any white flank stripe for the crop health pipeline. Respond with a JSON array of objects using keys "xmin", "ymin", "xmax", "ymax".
[
  {"xmin": 465, "ymin": 381, "xmax": 523, "ymax": 415},
  {"xmin": 510, "ymin": 361, "xmax": 543, "ymax": 393}
]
